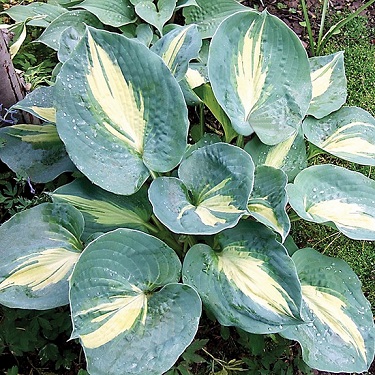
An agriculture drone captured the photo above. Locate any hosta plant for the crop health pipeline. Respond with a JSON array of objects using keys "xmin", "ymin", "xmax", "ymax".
[{"xmin": 0, "ymin": 1, "xmax": 375, "ymax": 374}]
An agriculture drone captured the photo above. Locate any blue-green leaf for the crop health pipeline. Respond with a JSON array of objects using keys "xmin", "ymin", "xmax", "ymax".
[
  {"xmin": 209, "ymin": 11, "xmax": 311, "ymax": 144},
  {"xmin": 281, "ymin": 248, "xmax": 375, "ymax": 373},
  {"xmin": 244, "ymin": 130, "xmax": 307, "ymax": 182},
  {"xmin": 0, "ymin": 203, "xmax": 83, "ymax": 309},
  {"xmin": 303, "ymin": 106, "xmax": 375, "ymax": 166},
  {"xmin": 307, "ymin": 51, "xmax": 347, "ymax": 119},
  {"xmin": 135, "ymin": 0, "xmax": 177, "ymax": 34},
  {"xmin": 287, "ymin": 164, "xmax": 375, "ymax": 240},
  {"xmin": 183, "ymin": 221, "xmax": 303, "ymax": 333},
  {"xmin": 2, "ymin": 3, "xmax": 67, "ymax": 27},
  {"xmin": 183, "ymin": 0, "xmax": 247, "ymax": 38},
  {"xmin": 151, "ymin": 25, "xmax": 201, "ymax": 81},
  {"xmin": 0, "ymin": 123, "xmax": 75, "ymax": 183},
  {"xmin": 247, "ymin": 166, "xmax": 290, "ymax": 241},
  {"xmin": 73, "ymin": 0, "xmax": 136, "ymax": 27},
  {"xmin": 37, "ymin": 10, "xmax": 102, "ymax": 51},
  {"xmin": 52, "ymin": 178, "xmax": 153, "ymax": 241},
  {"xmin": 54, "ymin": 27, "xmax": 188, "ymax": 195},
  {"xmin": 12, "ymin": 86, "xmax": 56, "ymax": 123},
  {"xmin": 149, "ymin": 143, "xmax": 254, "ymax": 234},
  {"xmin": 70, "ymin": 229, "xmax": 201, "ymax": 375}
]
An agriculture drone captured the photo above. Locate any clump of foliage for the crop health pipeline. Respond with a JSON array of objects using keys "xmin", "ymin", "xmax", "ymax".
[
  {"xmin": 0, "ymin": 1, "xmax": 375, "ymax": 375},
  {"xmin": 0, "ymin": 305, "xmax": 84, "ymax": 372}
]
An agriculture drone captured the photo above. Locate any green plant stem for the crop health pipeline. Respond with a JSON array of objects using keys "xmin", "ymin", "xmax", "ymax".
[
  {"xmin": 300, "ymin": 0, "xmax": 315, "ymax": 56},
  {"xmin": 317, "ymin": 0, "xmax": 329, "ymax": 48},
  {"xmin": 151, "ymin": 214, "xmax": 165, "ymax": 232},
  {"xmin": 149, "ymin": 170, "xmax": 160, "ymax": 179},
  {"xmin": 187, "ymin": 235, "xmax": 197, "ymax": 247},
  {"xmin": 317, "ymin": 0, "xmax": 375, "ymax": 54},
  {"xmin": 150, "ymin": 214, "xmax": 183, "ymax": 256},
  {"xmin": 142, "ymin": 221, "xmax": 160, "ymax": 235},
  {"xmin": 288, "ymin": 210, "xmax": 301, "ymax": 223},
  {"xmin": 236, "ymin": 135, "xmax": 244, "ymax": 148},
  {"xmin": 199, "ymin": 103, "xmax": 205, "ymax": 139},
  {"xmin": 183, "ymin": 240, "xmax": 189, "ymax": 255}
]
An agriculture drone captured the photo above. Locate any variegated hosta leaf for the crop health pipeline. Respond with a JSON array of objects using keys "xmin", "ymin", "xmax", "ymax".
[
  {"xmin": 51, "ymin": 178, "xmax": 153, "ymax": 241},
  {"xmin": 182, "ymin": 221, "xmax": 303, "ymax": 333},
  {"xmin": 0, "ymin": 123, "xmax": 75, "ymax": 183},
  {"xmin": 12, "ymin": 86, "xmax": 56, "ymax": 123},
  {"xmin": 48, "ymin": 0, "xmax": 79, "ymax": 4},
  {"xmin": 287, "ymin": 164, "xmax": 375, "ymax": 240},
  {"xmin": 183, "ymin": 0, "xmax": 247, "ymax": 38},
  {"xmin": 72, "ymin": 0, "xmax": 136, "ymax": 27},
  {"xmin": 70, "ymin": 229, "xmax": 201, "ymax": 375},
  {"xmin": 179, "ymin": 63, "xmax": 208, "ymax": 105},
  {"xmin": 0, "ymin": 203, "xmax": 84, "ymax": 309},
  {"xmin": 247, "ymin": 166, "xmax": 290, "ymax": 241},
  {"xmin": 185, "ymin": 63, "xmax": 208, "ymax": 89},
  {"xmin": 151, "ymin": 25, "xmax": 202, "ymax": 81},
  {"xmin": 183, "ymin": 133, "xmax": 221, "ymax": 160},
  {"xmin": 244, "ymin": 130, "xmax": 307, "ymax": 182},
  {"xmin": 303, "ymin": 106, "xmax": 375, "ymax": 166},
  {"xmin": 2, "ymin": 3, "xmax": 67, "ymax": 28},
  {"xmin": 307, "ymin": 51, "xmax": 347, "ymax": 119},
  {"xmin": 176, "ymin": 0, "xmax": 198, "ymax": 10},
  {"xmin": 281, "ymin": 248, "xmax": 375, "ymax": 373},
  {"xmin": 58, "ymin": 26, "xmax": 82, "ymax": 63},
  {"xmin": 8, "ymin": 21, "xmax": 27, "ymax": 59},
  {"xmin": 148, "ymin": 143, "xmax": 254, "ymax": 235},
  {"xmin": 54, "ymin": 27, "xmax": 188, "ymax": 195},
  {"xmin": 37, "ymin": 10, "xmax": 103, "ymax": 51},
  {"xmin": 135, "ymin": 23, "xmax": 153, "ymax": 46},
  {"xmin": 208, "ymin": 11, "xmax": 312, "ymax": 144}
]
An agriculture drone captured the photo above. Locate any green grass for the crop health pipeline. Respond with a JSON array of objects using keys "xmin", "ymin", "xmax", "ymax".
[
  {"xmin": 291, "ymin": 13, "xmax": 375, "ymax": 313},
  {"xmin": 323, "ymin": 14, "xmax": 375, "ymax": 115}
]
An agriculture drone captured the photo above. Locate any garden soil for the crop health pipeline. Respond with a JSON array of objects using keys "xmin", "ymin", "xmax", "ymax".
[{"xmin": 249, "ymin": 0, "xmax": 375, "ymax": 51}]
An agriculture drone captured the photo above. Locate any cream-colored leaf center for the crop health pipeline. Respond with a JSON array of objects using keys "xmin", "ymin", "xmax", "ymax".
[
  {"xmin": 78, "ymin": 289, "xmax": 147, "ymax": 349},
  {"xmin": 161, "ymin": 27, "xmax": 188, "ymax": 74},
  {"xmin": 86, "ymin": 32, "xmax": 146, "ymax": 153},
  {"xmin": 0, "ymin": 248, "xmax": 80, "ymax": 291},
  {"xmin": 177, "ymin": 178, "xmax": 244, "ymax": 227},
  {"xmin": 185, "ymin": 67, "xmax": 206, "ymax": 89},
  {"xmin": 30, "ymin": 106, "xmax": 56, "ymax": 123},
  {"xmin": 302, "ymin": 285, "xmax": 366, "ymax": 360},
  {"xmin": 177, "ymin": 196, "xmax": 243, "ymax": 227},
  {"xmin": 53, "ymin": 194, "xmax": 143, "ymax": 226},
  {"xmin": 10, "ymin": 124, "xmax": 60, "ymax": 144},
  {"xmin": 320, "ymin": 122, "xmax": 375, "ymax": 157},
  {"xmin": 310, "ymin": 53, "xmax": 340, "ymax": 99},
  {"xmin": 264, "ymin": 131, "xmax": 297, "ymax": 168},
  {"xmin": 248, "ymin": 202, "xmax": 280, "ymax": 229},
  {"xmin": 307, "ymin": 199, "xmax": 375, "ymax": 232},
  {"xmin": 235, "ymin": 18, "xmax": 268, "ymax": 120},
  {"xmin": 217, "ymin": 247, "xmax": 295, "ymax": 317}
]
